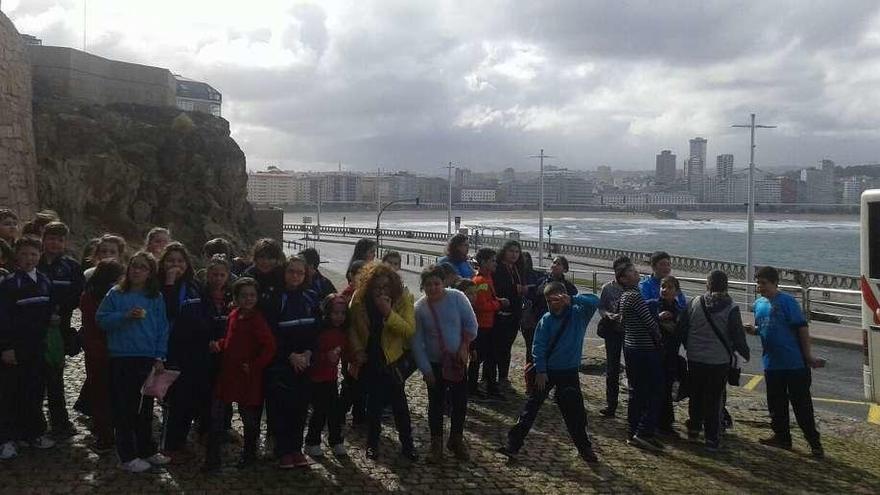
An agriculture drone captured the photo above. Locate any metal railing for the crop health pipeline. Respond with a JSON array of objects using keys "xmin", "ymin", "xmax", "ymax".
[{"xmin": 284, "ymin": 223, "xmax": 859, "ymax": 290}]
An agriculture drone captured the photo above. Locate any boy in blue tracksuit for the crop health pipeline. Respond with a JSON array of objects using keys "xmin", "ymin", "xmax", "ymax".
[
  {"xmin": 0, "ymin": 237, "xmax": 57, "ymax": 459},
  {"xmin": 499, "ymin": 282, "xmax": 600, "ymax": 463},
  {"xmin": 38, "ymin": 222, "xmax": 84, "ymax": 438}
]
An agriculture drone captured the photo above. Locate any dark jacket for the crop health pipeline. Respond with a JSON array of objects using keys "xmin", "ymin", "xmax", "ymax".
[
  {"xmin": 265, "ymin": 287, "xmax": 320, "ymax": 388},
  {"xmin": 0, "ymin": 270, "xmax": 53, "ymax": 357},
  {"xmin": 241, "ymin": 265, "xmax": 285, "ymax": 316},
  {"xmin": 162, "ymin": 280, "xmax": 202, "ymax": 326},
  {"xmin": 311, "ymin": 271, "xmax": 337, "ymax": 300},
  {"xmin": 493, "ymin": 262, "xmax": 523, "ymax": 318},
  {"xmin": 38, "ymin": 254, "xmax": 83, "ymax": 322},
  {"xmin": 166, "ymin": 285, "xmax": 231, "ymax": 376}
]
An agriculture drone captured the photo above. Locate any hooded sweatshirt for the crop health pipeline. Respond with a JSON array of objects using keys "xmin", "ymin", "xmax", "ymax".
[{"xmin": 681, "ymin": 292, "xmax": 750, "ymax": 366}]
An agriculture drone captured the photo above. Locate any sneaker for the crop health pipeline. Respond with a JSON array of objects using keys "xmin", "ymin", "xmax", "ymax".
[
  {"xmin": 598, "ymin": 407, "xmax": 616, "ymax": 418},
  {"xmin": 496, "ymin": 444, "xmax": 518, "ymax": 460},
  {"xmin": 120, "ymin": 458, "xmax": 152, "ymax": 473},
  {"xmin": 447, "ymin": 435, "xmax": 470, "ymax": 461},
  {"xmin": 579, "ymin": 447, "xmax": 600, "ymax": 464},
  {"xmin": 428, "ymin": 436, "xmax": 444, "ymax": 464},
  {"xmin": 304, "ymin": 444, "xmax": 324, "ymax": 458},
  {"xmin": 758, "ymin": 435, "xmax": 792, "ymax": 450},
  {"xmin": 627, "ymin": 435, "xmax": 662, "ymax": 452},
  {"xmin": 145, "ymin": 452, "xmax": 171, "ymax": 466},
  {"xmin": 810, "ymin": 443, "xmax": 825, "ymax": 459},
  {"xmin": 30, "ymin": 436, "xmax": 56, "ymax": 449},
  {"xmin": 290, "ymin": 452, "xmax": 311, "ymax": 467},
  {"xmin": 0, "ymin": 441, "xmax": 17, "ymax": 460},
  {"xmin": 90, "ymin": 441, "xmax": 115, "ymax": 454},
  {"xmin": 331, "ymin": 443, "xmax": 348, "ymax": 457}
]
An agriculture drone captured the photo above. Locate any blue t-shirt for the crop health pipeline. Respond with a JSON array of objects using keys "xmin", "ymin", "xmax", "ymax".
[{"xmin": 753, "ymin": 292, "xmax": 807, "ymax": 370}]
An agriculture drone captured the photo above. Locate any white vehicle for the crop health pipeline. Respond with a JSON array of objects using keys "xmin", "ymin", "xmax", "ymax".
[{"xmin": 859, "ymin": 189, "xmax": 880, "ymax": 403}]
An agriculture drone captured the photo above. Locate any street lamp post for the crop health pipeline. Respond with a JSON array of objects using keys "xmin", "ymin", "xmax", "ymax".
[
  {"xmin": 732, "ymin": 113, "xmax": 777, "ymax": 301},
  {"xmin": 530, "ymin": 149, "xmax": 554, "ymax": 265},
  {"xmin": 376, "ymin": 197, "xmax": 420, "ymax": 247},
  {"xmin": 547, "ymin": 224, "xmax": 553, "ymax": 259},
  {"xmin": 445, "ymin": 162, "xmax": 455, "ymax": 234}
]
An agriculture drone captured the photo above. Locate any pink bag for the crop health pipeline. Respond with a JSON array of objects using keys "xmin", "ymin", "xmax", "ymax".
[{"xmin": 139, "ymin": 367, "xmax": 181, "ymax": 411}]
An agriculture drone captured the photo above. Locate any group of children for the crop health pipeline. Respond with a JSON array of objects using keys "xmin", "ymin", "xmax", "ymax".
[
  {"xmin": 0, "ymin": 209, "xmax": 364, "ymax": 472},
  {"xmin": 0, "ymin": 208, "xmax": 826, "ymax": 474}
]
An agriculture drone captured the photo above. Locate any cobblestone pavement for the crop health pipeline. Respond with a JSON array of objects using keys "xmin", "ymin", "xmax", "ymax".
[{"xmin": 1, "ymin": 328, "xmax": 879, "ymax": 495}]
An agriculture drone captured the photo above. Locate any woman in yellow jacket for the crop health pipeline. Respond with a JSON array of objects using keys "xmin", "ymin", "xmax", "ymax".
[{"xmin": 348, "ymin": 262, "xmax": 417, "ymax": 461}]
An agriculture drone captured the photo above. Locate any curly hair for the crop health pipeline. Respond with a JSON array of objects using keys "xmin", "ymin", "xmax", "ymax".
[{"xmin": 353, "ymin": 261, "xmax": 404, "ymax": 304}]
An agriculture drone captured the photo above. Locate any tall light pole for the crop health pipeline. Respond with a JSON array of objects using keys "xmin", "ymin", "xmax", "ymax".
[
  {"xmin": 530, "ymin": 149, "xmax": 554, "ymax": 264},
  {"xmin": 445, "ymin": 162, "xmax": 455, "ymax": 234},
  {"xmin": 732, "ymin": 114, "xmax": 776, "ymax": 300},
  {"xmin": 315, "ymin": 176, "xmax": 323, "ymax": 241}
]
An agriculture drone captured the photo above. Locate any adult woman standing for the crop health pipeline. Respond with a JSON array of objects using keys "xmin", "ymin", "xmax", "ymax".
[
  {"xmin": 492, "ymin": 240, "xmax": 524, "ymax": 392},
  {"xmin": 412, "ymin": 265, "xmax": 478, "ymax": 463},
  {"xmin": 348, "ymin": 262, "xmax": 417, "ymax": 461},
  {"xmin": 348, "ymin": 238, "xmax": 377, "ymax": 270},
  {"xmin": 680, "ymin": 270, "xmax": 749, "ymax": 452},
  {"xmin": 437, "ymin": 233, "xmax": 474, "ymax": 279}
]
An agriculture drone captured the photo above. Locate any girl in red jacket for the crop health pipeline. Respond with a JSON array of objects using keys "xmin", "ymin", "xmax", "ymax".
[
  {"xmin": 203, "ymin": 277, "xmax": 276, "ymax": 471},
  {"xmin": 304, "ymin": 294, "xmax": 349, "ymax": 458}
]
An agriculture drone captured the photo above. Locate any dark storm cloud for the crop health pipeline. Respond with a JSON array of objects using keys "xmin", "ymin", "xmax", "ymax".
[{"xmin": 9, "ymin": 1, "xmax": 880, "ymax": 172}]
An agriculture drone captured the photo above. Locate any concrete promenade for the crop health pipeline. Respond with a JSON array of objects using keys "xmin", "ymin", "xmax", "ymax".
[{"xmin": 0, "ymin": 244, "xmax": 878, "ymax": 494}]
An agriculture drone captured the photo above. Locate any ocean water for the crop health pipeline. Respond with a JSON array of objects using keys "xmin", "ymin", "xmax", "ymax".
[{"xmin": 285, "ymin": 210, "xmax": 859, "ymax": 275}]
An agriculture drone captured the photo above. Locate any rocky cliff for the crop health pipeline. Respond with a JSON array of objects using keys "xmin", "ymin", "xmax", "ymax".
[
  {"xmin": 32, "ymin": 99, "xmax": 258, "ymax": 253},
  {"xmin": 0, "ymin": 12, "xmax": 39, "ymax": 219}
]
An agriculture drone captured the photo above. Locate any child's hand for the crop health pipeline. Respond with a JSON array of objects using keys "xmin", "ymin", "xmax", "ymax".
[
  {"xmin": 498, "ymin": 297, "xmax": 510, "ymax": 308},
  {"xmin": 1, "ymin": 349, "xmax": 17, "ymax": 366},
  {"xmin": 153, "ymin": 360, "xmax": 165, "ymax": 373},
  {"xmin": 659, "ymin": 310, "xmax": 674, "ymax": 321},
  {"xmin": 208, "ymin": 341, "xmax": 221, "ymax": 353},
  {"xmin": 374, "ymin": 294, "xmax": 393, "ymax": 317},
  {"xmin": 743, "ymin": 323, "xmax": 757, "ymax": 335},
  {"xmin": 165, "ymin": 267, "xmax": 183, "ymax": 286},
  {"xmin": 127, "ymin": 307, "xmax": 146, "ymax": 319},
  {"xmin": 241, "ymin": 363, "xmax": 250, "ymax": 374}
]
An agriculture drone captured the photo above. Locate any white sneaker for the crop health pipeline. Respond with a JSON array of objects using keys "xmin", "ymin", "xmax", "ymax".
[
  {"xmin": 31, "ymin": 436, "xmax": 55, "ymax": 449},
  {"xmin": 0, "ymin": 441, "xmax": 18, "ymax": 460},
  {"xmin": 305, "ymin": 444, "xmax": 324, "ymax": 458},
  {"xmin": 120, "ymin": 458, "xmax": 152, "ymax": 473},
  {"xmin": 331, "ymin": 443, "xmax": 347, "ymax": 457},
  {"xmin": 145, "ymin": 452, "xmax": 171, "ymax": 465}
]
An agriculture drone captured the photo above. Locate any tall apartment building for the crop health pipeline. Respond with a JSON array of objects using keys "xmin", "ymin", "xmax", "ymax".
[
  {"xmin": 716, "ymin": 154, "xmax": 734, "ymax": 178},
  {"xmin": 655, "ymin": 150, "xmax": 676, "ymax": 186},
  {"xmin": 687, "ymin": 137, "xmax": 707, "ymax": 200},
  {"xmin": 247, "ymin": 168, "xmax": 308, "ymax": 204}
]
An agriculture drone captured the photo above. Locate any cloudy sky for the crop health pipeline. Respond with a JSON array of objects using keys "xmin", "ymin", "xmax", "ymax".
[{"xmin": 7, "ymin": 0, "xmax": 880, "ymax": 174}]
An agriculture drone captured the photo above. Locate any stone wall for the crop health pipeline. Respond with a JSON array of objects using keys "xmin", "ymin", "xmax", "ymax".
[
  {"xmin": 0, "ymin": 12, "xmax": 38, "ymax": 219},
  {"xmin": 29, "ymin": 45, "xmax": 176, "ymax": 107}
]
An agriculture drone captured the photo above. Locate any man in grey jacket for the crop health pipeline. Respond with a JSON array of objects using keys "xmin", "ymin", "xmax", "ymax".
[{"xmin": 680, "ymin": 270, "xmax": 750, "ymax": 451}]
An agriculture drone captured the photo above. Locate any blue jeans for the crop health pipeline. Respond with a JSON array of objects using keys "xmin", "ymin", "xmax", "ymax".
[{"xmin": 624, "ymin": 347, "xmax": 663, "ymax": 438}]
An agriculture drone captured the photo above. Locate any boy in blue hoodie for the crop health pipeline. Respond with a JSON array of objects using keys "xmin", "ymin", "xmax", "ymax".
[{"xmin": 498, "ymin": 282, "xmax": 600, "ymax": 463}]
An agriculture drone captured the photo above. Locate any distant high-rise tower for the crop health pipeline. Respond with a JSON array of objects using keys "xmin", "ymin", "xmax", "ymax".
[
  {"xmin": 655, "ymin": 150, "xmax": 676, "ymax": 186},
  {"xmin": 716, "ymin": 154, "xmax": 734, "ymax": 178},
  {"xmin": 688, "ymin": 137, "xmax": 707, "ymax": 200}
]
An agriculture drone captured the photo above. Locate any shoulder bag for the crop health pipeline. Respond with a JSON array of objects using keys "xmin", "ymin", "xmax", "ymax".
[{"xmin": 699, "ymin": 296, "xmax": 741, "ymax": 386}]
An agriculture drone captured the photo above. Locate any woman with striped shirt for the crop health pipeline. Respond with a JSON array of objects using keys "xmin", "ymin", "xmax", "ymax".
[{"xmin": 617, "ymin": 262, "xmax": 665, "ymax": 452}]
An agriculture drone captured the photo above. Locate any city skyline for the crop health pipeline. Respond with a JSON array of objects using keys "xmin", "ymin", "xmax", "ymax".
[{"xmin": 8, "ymin": 1, "xmax": 880, "ymax": 173}]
